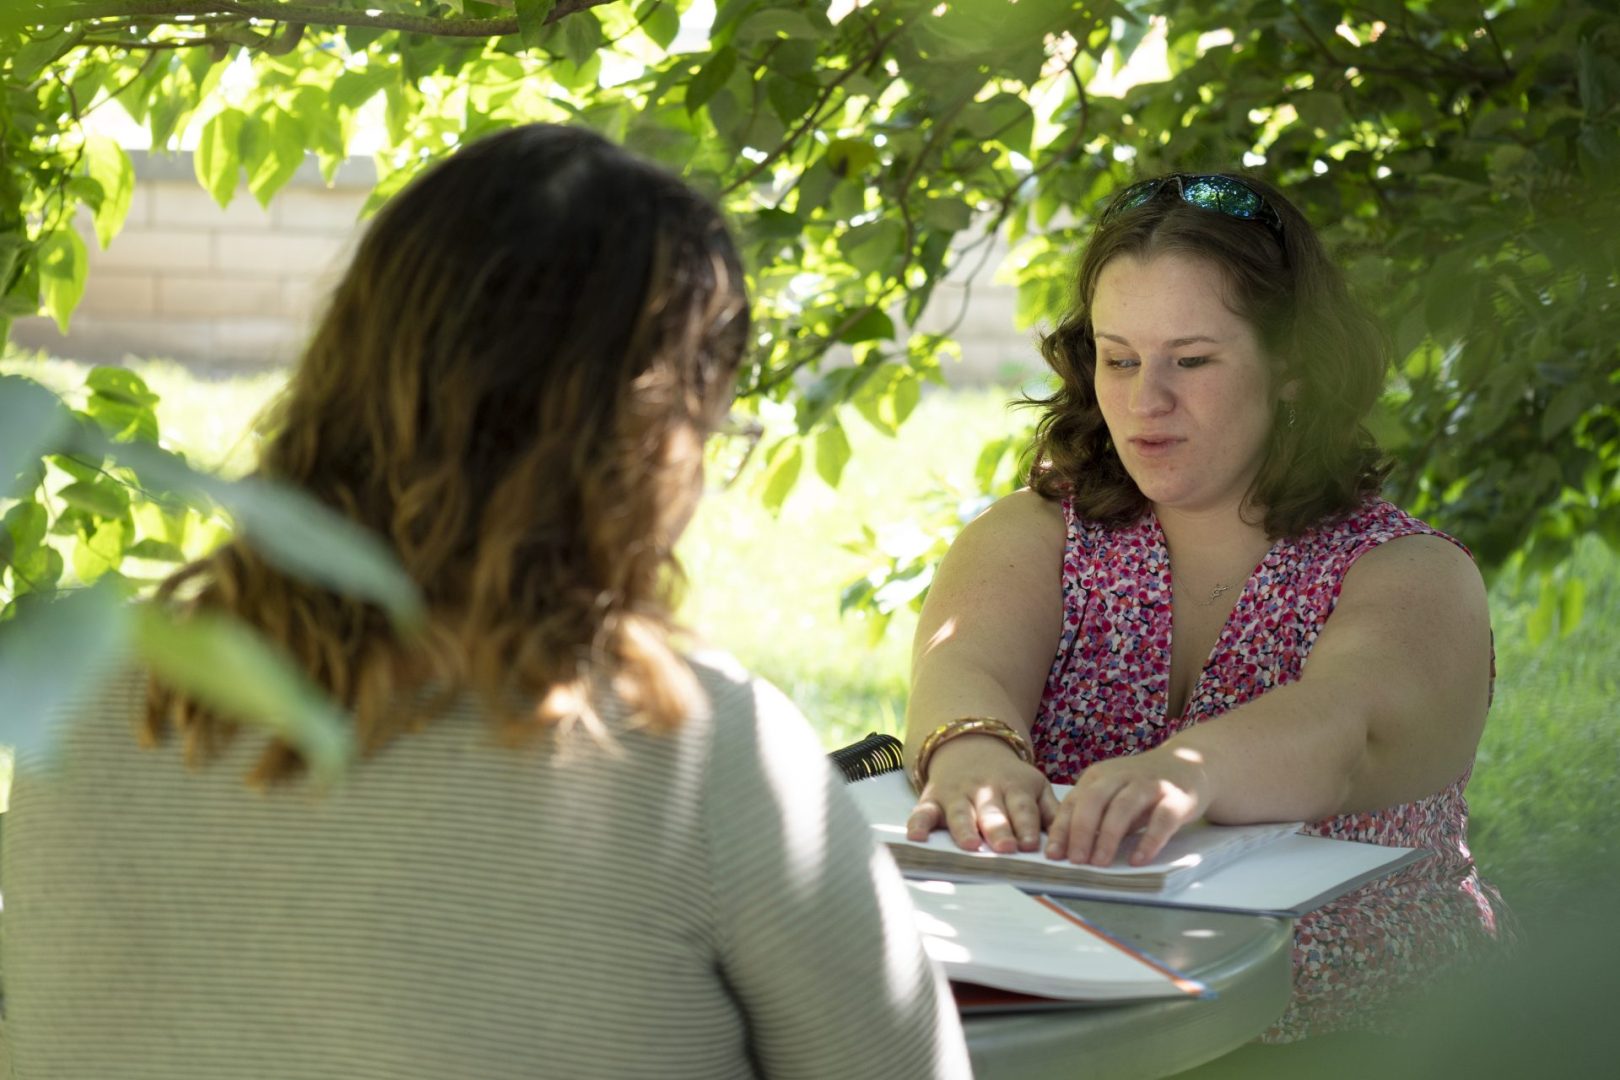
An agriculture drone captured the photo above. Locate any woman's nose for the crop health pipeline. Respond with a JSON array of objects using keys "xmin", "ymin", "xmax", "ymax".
[{"xmin": 1129, "ymin": 363, "xmax": 1173, "ymax": 416}]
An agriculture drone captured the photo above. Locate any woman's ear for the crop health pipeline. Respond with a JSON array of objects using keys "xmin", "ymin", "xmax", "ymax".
[{"xmin": 1278, "ymin": 376, "xmax": 1302, "ymax": 403}]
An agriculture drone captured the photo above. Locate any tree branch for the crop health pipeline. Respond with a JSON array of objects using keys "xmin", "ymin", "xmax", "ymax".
[
  {"xmin": 1475, "ymin": 4, "xmax": 1513, "ymax": 78},
  {"xmin": 939, "ymin": 58, "xmax": 1090, "ymax": 341},
  {"xmin": 83, "ymin": 33, "xmax": 228, "ymax": 49},
  {"xmin": 82, "ymin": 49, "xmax": 161, "ymax": 115},
  {"xmin": 721, "ymin": 23, "xmax": 905, "ymax": 197},
  {"xmin": 13, "ymin": 0, "xmax": 620, "ymax": 38}
]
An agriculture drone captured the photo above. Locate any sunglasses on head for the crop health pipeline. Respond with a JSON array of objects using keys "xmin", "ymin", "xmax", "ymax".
[{"xmin": 1100, "ymin": 174, "xmax": 1285, "ymax": 244}]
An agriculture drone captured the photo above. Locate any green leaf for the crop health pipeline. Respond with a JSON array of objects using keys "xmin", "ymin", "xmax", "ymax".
[
  {"xmin": 922, "ymin": 196, "xmax": 973, "ymax": 232},
  {"xmin": 826, "ymin": 138, "xmax": 879, "ymax": 179},
  {"xmin": 3, "ymin": 501, "xmax": 49, "ymax": 559},
  {"xmin": 0, "ymin": 583, "xmax": 132, "ymax": 757},
  {"xmin": 1526, "ymin": 575, "xmax": 1557, "ymax": 645},
  {"xmin": 555, "ymin": 9, "xmax": 604, "ymax": 69},
  {"xmin": 57, "ymin": 479, "xmax": 131, "ymax": 520},
  {"xmin": 85, "ymin": 391, "xmax": 161, "ymax": 444},
  {"xmin": 248, "ymin": 109, "xmax": 308, "ymax": 208},
  {"xmin": 815, "ymin": 422, "xmax": 851, "ymax": 488},
  {"xmin": 640, "ymin": 0, "xmax": 680, "ymax": 49},
  {"xmin": 515, "ymin": 0, "xmax": 558, "ymax": 50},
  {"xmin": 0, "ymin": 376, "xmax": 74, "ymax": 500},
  {"xmin": 758, "ymin": 439, "xmax": 803, "ymax": 513},
  {"xmin": 86, "ymin": 366, "xmax": 160, "ymax": 408},
  {"xmin": 918, "ymin": 0, "xmax": 1071, "ymax": 63},
  {"xmin": 71, "ymin": 517, "xmax": 128, "ymax": 585},
  {"xmin": 83, "ymin": 136, "xmax": 135, "ymax": 250},
  {"xmin": 734, "ymin": 9, "xmax": 818, "ymax": 41},
  {"xmin": 132, "ymin": 606, "xmax": 357, "ymax": 788},
  {"xmin": 840, "ymin": 219, "xmax": 904, "ymax": 276},
  {"xmin": 766, "ymin": 73, "xmax": 819, "ymax": 125},
  {"xmin": 331, "ymin": 65, "xmax": 393, "ymax": 113},
  {"xmin": 836, "ymin": 307, "xmax": 896, "ymax": 344},
  {"xmin": 1577, "ymin": 37, "xmax": 1620, "ymax": 117},
  {"xmin": 127, "ymin": 538, "xmax": 187, "ymax": 563},
  {"xmin": 974, "ymin": 434, "xmax": 1015, "ymax": 492},
  {"xmin": 853, "ymin": 365, "xmax": 922, "ymax": 436},
  {"xmin": 1558, "ymin": 575, "xmax": 1586, "ymax": 637},
  {"xmin": 91, "ymin": 438, "xmax": 425, "ymax": 631},
  {"xmin": 195, "ymin": 108, "xmax": 247, "ymax": 208},
  {"xmin": 1542, "ymin": 384, "xmax": 1589, "ymax": 441},
  {"xmin": 0, "ymin": 229, "xmax": 26, "ymax": 292},
  {"xmin": 872, "ymin": 564, "xmax": 934, "ymax": 612},
  {"xmin": 752, "ymin": 207, "xmax": 803, "ymax": 240},
  {"xmin": 65, "ymin": 176, "xmax": 107, "ymax": 213},
  {"xmin": 795, "ymin": 160, "xmax": 836, "ymax": 212},
  {"xmin": 1295, "ymin": 90, "xmax": 1349, "ymax": 133},
  {"xmin": 964, "ymin": 93, "xmax": 1034, "ymax": 155},
  {"xmin": 687, "ymin": 46, "xmax": 738, "ymax": 115},
  {"xmin": 37, "ymin": 228, "xmax": 88, "ymax": 334},
  {"xmin": 9, "ymin": 28, "xmax": 76, "ymax": 82}
]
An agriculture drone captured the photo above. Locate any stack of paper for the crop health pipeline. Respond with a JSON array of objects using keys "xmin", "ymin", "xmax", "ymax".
[
  {"xmin": 906, "ymin": 880, "xmax": 1207, "ymax": 1003},
  {"xmin": 851, "ymin": 771, "xmax": 1424, "ymax": 915}
]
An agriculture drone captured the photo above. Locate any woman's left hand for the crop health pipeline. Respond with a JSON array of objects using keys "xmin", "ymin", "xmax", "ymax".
[{"xmin": 1045, "ymin": 743, "xmax": 1215, "ymax": 866}]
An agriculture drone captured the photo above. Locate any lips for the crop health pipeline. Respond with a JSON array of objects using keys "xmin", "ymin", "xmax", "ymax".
[{"xmin": 1128, "ymin": 436, "xmax": 1183, "ymax": 456}]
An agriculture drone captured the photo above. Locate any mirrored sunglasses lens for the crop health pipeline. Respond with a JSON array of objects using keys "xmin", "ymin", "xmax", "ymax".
[
  {"xmin": 1114, "ymin": 180, "xmax": 1163, "ymax": 213},
  {"xmin": 1182, "ymin": 177, "xmax": 1262, "ymax": 219}
]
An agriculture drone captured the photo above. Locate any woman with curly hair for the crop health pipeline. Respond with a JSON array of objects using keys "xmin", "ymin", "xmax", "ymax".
[
  {"xmin": 0, "ymin": 125, "xmax": 970, "ymax": 1080},
  {"xmin": 902, "ymin": 173, "xmax": 1507, "ymax": 1040}
]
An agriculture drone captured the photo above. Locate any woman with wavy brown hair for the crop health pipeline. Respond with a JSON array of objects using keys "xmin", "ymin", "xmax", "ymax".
[
  {"xmin": 0, "ymin": 125, "xmax": 970, "ymax": 1080},
  {"xmin": 902, "ymin": 174, "xmax": 1507, "ymax": 1041}
]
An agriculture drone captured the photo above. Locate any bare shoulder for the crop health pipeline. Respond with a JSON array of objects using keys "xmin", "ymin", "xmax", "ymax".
[
  {"xmin": 957, "ymin": 488, "xmax": 1066, "ymax": 553},
  {"xmin": 1336, "ymin": 532, "xmax": 1489, "ymax": 629},
  {"xmin": 930, "ymin": 488, "xmax": 1066, "ymax": 611}
]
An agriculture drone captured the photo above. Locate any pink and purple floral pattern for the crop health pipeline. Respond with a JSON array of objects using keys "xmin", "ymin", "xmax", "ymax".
[{"xmin": 1031, "ymin": 497, "xmax": 1508, "ymax": 1041}]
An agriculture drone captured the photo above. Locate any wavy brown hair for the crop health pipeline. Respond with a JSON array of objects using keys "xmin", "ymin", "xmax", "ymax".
[
  {"xmin": 1028, "ymin": 173, "xmax": 1390, "ymax": 537},
  {"xmin": 145, "ymin": 125, "xmax": 750, "ymax": 785}
]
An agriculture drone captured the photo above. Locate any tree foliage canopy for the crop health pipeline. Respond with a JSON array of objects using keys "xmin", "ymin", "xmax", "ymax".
[{"xmin": 2, "ymin": 0, "xmax": 1618, "ymax": 692}]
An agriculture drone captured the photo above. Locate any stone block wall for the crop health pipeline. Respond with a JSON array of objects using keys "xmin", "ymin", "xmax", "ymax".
[
  {"xmin": 11, "ymin": 152, "xmax": 373, "ymax": 371},
  {"xmin": 12, "ymin": 151, "xmax": 1047, "ymax": 384}
]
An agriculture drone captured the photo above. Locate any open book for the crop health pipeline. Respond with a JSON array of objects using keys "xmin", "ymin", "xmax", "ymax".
[
  {"xmin": 849, "ymin": 771, "xmax": 1426, "ymax": 915},
  {"xmin": 906, "ymin": 880, "xmax": 1209, "ymax": 1005}
]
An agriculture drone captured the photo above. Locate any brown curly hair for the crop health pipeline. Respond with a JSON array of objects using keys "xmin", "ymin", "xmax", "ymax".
[
  {"xmin": 146, "ymin": 125, "xmax": 750, "ymax": 785},
  {"xmin": 1027, "ymin": 173, "xmax": 1390, "ymax": 536}
]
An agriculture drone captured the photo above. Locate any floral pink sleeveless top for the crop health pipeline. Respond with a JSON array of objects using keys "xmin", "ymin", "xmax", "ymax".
[{"xmin": 1032, "ymin": 496, "xmax": 1508, "ymax": 1041}]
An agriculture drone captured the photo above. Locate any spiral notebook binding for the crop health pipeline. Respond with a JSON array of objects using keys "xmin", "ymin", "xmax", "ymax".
[{"xmin": 828, "ymin": 732, "xmax": 906, "ymax": 783}]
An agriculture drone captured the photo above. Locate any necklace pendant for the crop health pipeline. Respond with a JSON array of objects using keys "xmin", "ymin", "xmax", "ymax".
[{"xmin": 1206, "ymin": 582, "xmax": 1231, "ymax": 603}]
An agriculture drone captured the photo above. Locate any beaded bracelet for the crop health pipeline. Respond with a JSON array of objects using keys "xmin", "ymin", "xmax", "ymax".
[{"xmin": 909, "ymin": 717, "xmax": 1034, "ymax": 792}]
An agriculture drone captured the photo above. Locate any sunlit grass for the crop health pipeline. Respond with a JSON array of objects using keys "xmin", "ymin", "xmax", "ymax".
[
  {"xmin": 6, "ymin": 349, "xmax": 1617, "ymax": 920},
  {"xmin": 2, "ymin": 350, "xmax": 283, "ymax": 476}
]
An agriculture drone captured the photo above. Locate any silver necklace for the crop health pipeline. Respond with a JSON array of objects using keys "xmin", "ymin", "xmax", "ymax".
[{"xmin": 1178, "ymin": 580, "xmax": 1234, "ymax": 606}]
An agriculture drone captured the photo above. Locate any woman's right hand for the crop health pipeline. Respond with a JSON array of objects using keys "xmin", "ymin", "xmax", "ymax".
[{"xmin": 906, "ymin": 736, "xmax": 1058, "ymax": 854}]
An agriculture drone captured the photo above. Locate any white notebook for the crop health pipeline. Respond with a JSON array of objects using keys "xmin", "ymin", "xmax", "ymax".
[
  {"xmin": 907, "ymin": 880, "xmax": 1209, "ymax": 1002},
  {"xmin": 851, "ymin": 771, "xmax": 1424, "ymax": 915}
]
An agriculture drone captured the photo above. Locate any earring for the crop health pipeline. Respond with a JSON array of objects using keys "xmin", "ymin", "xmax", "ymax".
[{"xmin": 1286, "ymin": 402, "xmax": 1297, "ymax": 430}]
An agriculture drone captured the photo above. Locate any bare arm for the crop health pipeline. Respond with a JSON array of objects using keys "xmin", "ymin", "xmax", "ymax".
[
  {"xmin": 904, "ymin": 489, "xmax": 1067, "ymax": 853},
  {"xmin": 1049, "ymin": 533, "xmax": 1494, "ymax": 865},
  {"xmin": 1191, "ymin": 532, "xmax": 1492, "ymax": 820}
]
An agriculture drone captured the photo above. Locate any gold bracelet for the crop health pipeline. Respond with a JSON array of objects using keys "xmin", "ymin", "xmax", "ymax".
[{"xmin": 909, "ymin": 717, "xmax": 1034, "ymax": 792}]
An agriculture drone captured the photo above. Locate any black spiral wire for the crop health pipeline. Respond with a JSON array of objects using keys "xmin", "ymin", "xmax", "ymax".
[{"xmin": 827, "ymin": 732, "xmax": 906, "ymax": 783}]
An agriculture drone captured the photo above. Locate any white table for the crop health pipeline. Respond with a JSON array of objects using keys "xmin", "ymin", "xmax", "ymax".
[{"xmin": 964, "ymin": 898, "xmax": 1293, "ymax": 1080}]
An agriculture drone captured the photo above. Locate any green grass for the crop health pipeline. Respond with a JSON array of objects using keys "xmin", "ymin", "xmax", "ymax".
[
  {"xmin": 6, "ymin": 350, "xmax": 1618, "ymax": 923},
  {"xmin": 1466, "ymin": 536, "xmax": 1620, "ymax": 919},
  {"xmin": 2, "ymin": 351, "xmax": 285, "ymax": 477}
]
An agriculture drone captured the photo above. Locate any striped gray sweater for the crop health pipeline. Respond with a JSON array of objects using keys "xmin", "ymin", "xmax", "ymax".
[{"xmin": 0, "ymin": 655, "xmax": 970, "ymax": 1079}]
